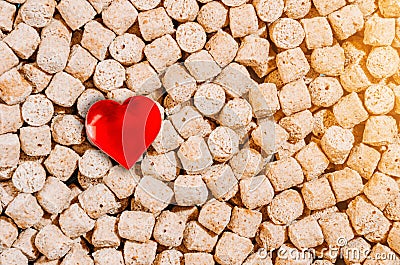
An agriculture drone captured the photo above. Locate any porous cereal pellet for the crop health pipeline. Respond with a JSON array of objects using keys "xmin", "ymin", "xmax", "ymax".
[
  {"xmin": 19, "ymin": 125, "xmax": 51, "ymax": 156},
  {"xmin": 378, "ymin": 144, "xmax": 400, "ymax": 177},
  {"xmin": 21, "ymin": 63, "xmax": 52, "ymax": 93},
  {"xmin": 13, "ymin": 228, "xmax": 39, "ymax": 261},
  {"xmin": 141, "ymin": 151, "xmax": 178, "ymax": 181},
  {"xmin": 174, "ymin": 175, "xmax": 208, "ymax": 206},
  {"xmin": 288, "ymin": 216, "xmax": 324, "ymax": 249},
  {"xmin": 218, "ymin": 98, "xmax": 252, "ymax": 129},
  {"xmin": 235, "ymin": 35, "xmax": 270, "ymax": 69},
  {"xmin": 126, "ymin": 61, "xmax": 161, "ymax": 95},
  {"xmin": 184, "ymin": 253, "xmax": 214, "ymax": 265},
  {"xmin": 91, "ymin": 215, "xmax": 120, "ymax": 248},
  {"xmin": 321, "ymin": 126, "xmax": 354, "ymax": 164},
  {"xmin": 311, "ymin": 45, "xmax": 345, "ymax": 76},
  {"xmin": 134, "ymin": 176, "xmax": 174, "ymax": 213},
  {"xmin": 37, "ymin": 177, "xmax": 72, "ymax": 214},
  {"xmin": 253, "ymin": 0, "xmax": 284, "ymax": 22},
  {"xmin": 65, "ymin": 44, "xmax": 98, "ymax": 82},
  {"xmin": 144, "ymin": 34, "xmax": 182, "ymax": 73},
  {"xmin": 333, "ymin": 92, "xmax": 369, "ymax": 129},
  {"xmin": 214, "ymin": 63, "xmax": 257, "ymax": 98},
  {"xmin": 364, "ymin": 172, "xmax": 399, "ymax": 211},
  {"xmin": 21, "ymin": 94, "xmax": 54, "ymax": 126},
  {"xmin": 318, "ymin": 212, "xmax": 354, "ymax": 247},
  {"xmin": 177, "ymin": 135, "xmax": 213, "ymax": 173},
  {"xmin": 227, "ymin": 206, "xmax": 262, "ymax": 238},
  {"xmin": 301, "ymin": 17, "xmax": 333, "ymax": 50},
  {"xmin": 197, "ymin": 2, "xmax": 228, "ymax": 33},
  {"xmin": 198, "ymin": 199, "xmax": 231, "ymax": 235},
  {"xmin": 364, "ymin": 84, "xmax": 395, "ymax": 115},
  {"xmin": 0, "ymin": 216, "xmax": 18, "ymax": 250},
  {"xmin": 152, "ymin": 120, "xmax": 184, "ymax": 154},
  {"xmin": 36, "ymin": 19, "xmax": 71, "ymax": 74},
  {"xmin": 214, "ymin": 232, "xmax": 253, "ymax": 265},
  {"xmin": 364, "ymin": 15, "xmax": 395, "ymax": 46},
  {"xmin": 78, "ymin": 183, "xmax": 118, "ymax": 219},
  {"xmin": 35, "ymin": 224, "xmax": 72, "ymax": 260},
  {"xmin": 0, "ymin": 1, "xmax": 16, "ymax": 32},
  {"xmin": 279, "ymin": 110, "xmax": 314, "ymax": 141},
  {"xmin": 346, "ymin": 195, "xmax": 391, "ymax": 242},
  {"xmin": 0, "ymin": 248, "xmax": 28, "ymax": 265},
  {"xmin": 0, "ymin": 104, "xmax": 23, "ymax": 134},
  {"xmin": 202, "ymin": 164, "xmax": 238, "ymax": 201},
  {"xmin": 256, "ymin": 221, "xmax": 286, "ymax": 251},
  {"xmin": 184, "ymin": 50, "xmax": 221, "ymax": 82},
  {"xmin": 230, "ymin": 148, "xmax": 263, "ymax": 180},
  {"xmin": 164, "ymin": 0, "xmax": 198, "ymax": 23},
  {"xmin": 93, "ymin": 59, "xmax": 125, "ymax": 92},
  {"xmin": 3, "ymin": 23, "xmax": 40, "ymax": 59},
  {"xmin": 284, "ymin": 0, "xmax": 311, "ymax": 19},
  {"xmin": 103, "ymin": 165, "xmax": 139, "ymax": 199},
  {"xmin": 183, "ymin": 220, "xmax": 218, "ymax": 252},
  {"xmin": 137, "ymin": 7, "xmax": 174, "ymax": 42},
  {"xmin": 279, "ymin": 79, "xmax": 311, "ymax": 116},
  {"xmin": 275, "ymin": 244, "xmax": 313, "ymax": 264},
  {"xmin": 266, "ymin": 157, "xmax": 304, "ymax": 192},
  {"xmin": 109, "ymin": 33, "xmax": 144, "ymax": 66},
  {"xmin": 362, "ymin": 115, "xmax": 398, "ymax": 146},
  {"xmin": 269, "ymin": 18, "xmax": 305, "ymax": 49},
  {"xmin": 193, "ymin": 83, "xmax": 225, "ymax": 116},
  {"xmin": 366, "ymin": 46, "xmax": 400, "ymax": 79},
  {"xmin": 19, "ymin": 0, "xmax": 56, "ymax": 28},
  {"xmin": 107, "ymin": 88, "xmax": 135, "ymax": 103},
  {"xmin": 0, "ymin": 41, "xmax": 18, "ymax": 77},
  {"xmin": 378, "ymin": 0, "xmax": 400, "ymax": 18},
  {"xmin": 276, "ymin": 47, "xmax": 310, "ymax": 84},
  {"xmin": 102, "ymin": 0, "xmax": 137, "ymax": 35},
  {"xmin": 118, "ymin": 211, "xmax": 155, "ymax": 242},
  {"xmin": 295, "ymin": 142, "xmax": 330, "ymax": 181},
  {"xmin": 56, "ymin": 0, "xmax": 96, "ymax": 31},
  {"xmin": 341, "ymin": 237, "xmax": 371, "ymax": 264},
  {"xmin": 205, "ymin": 30, "xmax": 238, "ymax": 68},
  {"xmin": 12, "ymin": 161, "xmax": 46, "ymax": 193},
  {"xmin": 313, "ymin": 0, "xmax": 346, "ymax": 15},
  {"xmin": 51, "ymin": 114, "xmax": 85, "ymax": 146},
  {"xmin": 239, "ymin": 175, "xmax": 274, "ymax": 210},
  {"xmin": 327, "ymin": 167, "xmax": 364, "ymax": 202},
  {"xmin": 176, "ymin": 22, "xmax": 206, "ymax": 53},
  {"xmin": 76, "ymin": 89, "xmax": 105, "ymax": 118},
  {"xmin": 163, "ymin": 64, "xmax": 196, "ymax": 104},
  {"xmin": 92, "ymin": 248, "xmax": 124, "ymax": 265},
  {"xmin": 152, "ymin": 210, "xmax": 186, "ymax": 247},
  {"xmin": 0, "ymin": 68, "xmax": 33, "ymax": 105},
  {"xmin": 346, "ymin": 143, "xmax": 381, "ymax": 180},
  {"xmin": 45, "ymin": 72, "xmax": 85, "ymax": 107},
  {"xmin": 229, "ymin": 4, "xmax": 258, "ymax": 38},
  {"xmin": 124, "ymin": 240, "xmax": 157, "ymax": 265},
  {"xmin": 308, "ymin": 77, "xmax": 343, "ymax": 107},
  {"xmin": 267, "ymin": 189, "xmax": 304, "ymax": 225},
  {"xmin": 328, "ymin": 5, "xmax": 364, "ymax": 40},
  {"xmin": 5, "ymin": 193, "xmax": 43, "ymax": 229},
  {"xmin": 81, "ymin": 20, "xmax": 116, "ymax": 61},
  {"xmin": 59, "ymin": 203, "xmax": 95, "ymax": 238},
  {"xmin": 302, "ymin": 177, "xmax": 336, "ymax": 210},
  {"xmin": 249, "ymin": 83, "xmax": 280, "ymax": 118},
  {"xmin": 207, "ymin": 126, "xmax": 239, "ymax": 162},
  {"xmin": 340, "ymin": 62, "xmax": 373, "ymax": 93}
]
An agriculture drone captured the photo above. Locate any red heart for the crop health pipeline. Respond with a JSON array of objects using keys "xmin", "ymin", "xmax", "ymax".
[{"xmin": 85, "ymin": 96, "xmax": 162, "ymax": 169}]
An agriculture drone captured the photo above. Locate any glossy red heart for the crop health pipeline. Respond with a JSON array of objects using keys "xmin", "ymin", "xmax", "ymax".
[{"xmin": 85, "ymin": 96, "xmax": 162, "ymax": 169}]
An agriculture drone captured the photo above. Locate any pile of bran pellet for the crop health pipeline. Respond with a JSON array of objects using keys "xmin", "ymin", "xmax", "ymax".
[{"xmin": 1, "ymin": 0, "xmax": 400, "ymax": 264}]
